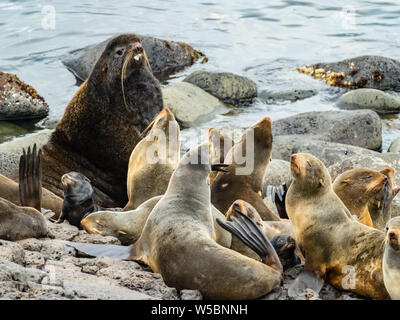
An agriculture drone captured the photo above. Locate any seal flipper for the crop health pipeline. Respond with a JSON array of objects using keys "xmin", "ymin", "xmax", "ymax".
[
  {"xmin": 217, "ymin": 209, "xmax": 283, "ymax": 273},
  {"xmin": 265, "ymin": 181, "xmax": 291, "ymax": 219},
  {"xmin": 287, "ymin": 263, "xmax": 325, "ymax": 298},
  {"xmin": 66, "ymin": 242, "xmax": 131, "ymax": 260},
  {"xmin": 19, "ymin": 144, "xmax": 42, "ymax": 212}
]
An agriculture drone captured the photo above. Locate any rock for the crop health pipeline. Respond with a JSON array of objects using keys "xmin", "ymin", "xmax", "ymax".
[
  {"xmin": 0, "ymin": 240, "xmax": 25, "ymax": 265},
  {"xmin": 180, "ymin": 289, "xmax": 203, "ymax": 300},
  {"xmin": 389, "ymin": 136, "xmax": 400, "ymax": 152},
  {"xmin": 62, "ymin": 35, "xmax": 205, "ymax": 83},
  {"xmin": 297, "ymin": 55, "xmax": 400, "ymax": 91},
  {"xmin": 46, "ymin": 221, "xmax": 80, "ymax": 241},
  {"xmin": 0, "ymin": 130, "xmax": 53, "ymax": 155},
  {"xmin": 183, "ymin": 71, "xmax": 257, "ymax": 105},
  {"xmin": 258, "ymin": 89, "xmax": 317, "ymax": 102},
  {"xmin": 0, "ymin": 151, "xmax": 20, "ymax": 176},
  {"xmin": 337, "ymin": 89, "xmax": 400, "ymax": 114},
  {"xmin": 272, "ymin": 135, "xmax": 379, "ymax": 167},
  {"xmin": 292, "ymin": 288, "xmax": 320, "ymax": 300},
  {"xmin": 273, "ymin": 110, "xmax": 382, "ymax": 151},
  {"xmin": 0, "ymin": 72, "xmax": 49, "ymax": 120},
  {"xmin": 327, "ymin": 152, "xmax": 400, "ymax": 216},
  {"xmin": 162, "ymin": 82, "xmax": 229, "ymax": 127},
  {"xmin": 263, "ymin": 159, "xmax": 290, "ymax": 187},
  {"xmin": 0, "ymin": 121, "xmax": 27, "ymax": 144},
  {"xmin": 71, "ymin": 231, "xmax": 121, "ymax": 245}
]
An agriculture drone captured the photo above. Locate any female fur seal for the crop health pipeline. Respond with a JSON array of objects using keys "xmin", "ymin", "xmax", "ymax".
[
  {"xmin": 124, "ymin": 108, "xmax": 180, "ymax": 211},
  {"xmin": 127, "ymin": 143, "xmax": 282, "ymax": 299},
  {"xmin": 383, "ymin": 216, "xmax": 400, "ymax": 300},
  {"xmin": 286, "ymin": 153, "xmax": 390, "ymax": 299},
  {"xmin": 333, "ymin": 168, "xmax": 399, "ymax": 230},
  {"xmin": 42, "ymin": 34, "xmax": 163, "ymax": 208},
  {"xmin": 211, "ymin": 117, "xmax": 279, "ymax": 221}
]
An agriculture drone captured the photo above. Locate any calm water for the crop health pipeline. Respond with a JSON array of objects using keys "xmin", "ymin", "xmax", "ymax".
[{"xmin": 1, "ymin": 0, "xmax": 400, "ymax": 150}]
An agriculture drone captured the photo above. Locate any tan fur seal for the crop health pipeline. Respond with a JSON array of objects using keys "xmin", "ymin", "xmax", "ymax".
[
  {"xmin": 82, "ymin": 195, "xmax": 231, "ymax": 248},
  {"xmin": 42, "ymin": 34, "xmax": 163, "ymax": 208},
  {"xmin": 208, "ymin": 128, "xmax": 233, "ymax": 184},
  {"xmin": 211, "ymin": 117, "xmax": 279, "ymax": 221},
  {"xmin": 1, "ymin": 146, "xmax": 48, "ymax": 241},
  {"xmin": 286, "ymin": 153, "xmax": 390, "ymax": 299},
  {"xmin": 383, "ymin": 216, "xmax": 400, "ymax": 300},
  {"xmin": 333, "ymin": 168, "xmax": 399, "ymax": 230},
  {"xmin": 126, "ymin": 143, "xmax": 282, "ymax": 299},
  {"xmin": 123, "ymin": 108, "xmax": 180, "ymax": 211}
]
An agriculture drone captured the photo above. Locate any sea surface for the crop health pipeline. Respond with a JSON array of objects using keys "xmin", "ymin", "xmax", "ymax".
[{"xmin": 1, "ymin": 0, "xmax": 400, "ymax": 150}]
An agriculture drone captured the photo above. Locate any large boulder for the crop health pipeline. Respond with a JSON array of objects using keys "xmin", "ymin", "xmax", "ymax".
[
  {"xmin": 328, "ymin": 153, "xmax": 400, "ymax": 217},
  {"xmin": 337, "ymin": 89, "xmax": 400, "ymax": 114},
  {"xmin": 297, "ymin": 55, "xmax": 400, "ymax": 91},
  {"xmin": 183, "ymin": 70, "xmax": 257, "ymax": 105},
  {"xmin": 162, "ymin": 82, "xmax": 229, "ymax": 127},
  {"xmin": 272, "ymin": 135, "xmax": 379, "ymax": 167},
  {"xmin": 62, "ymin": 35, "xmax": 206, "ymax": 83},
  {"xmin": 0, "ymin": 72, "xmax": 49, "ymax": 120},
  {"xmin": 258, "ymin": 88, "xmax": 317, "ymax": 103},
  {"xmin": 272, "ymin": 110, "xmax": 382, "ymax": 151}
]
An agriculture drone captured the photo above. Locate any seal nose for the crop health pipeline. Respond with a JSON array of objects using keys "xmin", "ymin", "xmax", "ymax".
[
  {"xmin": 389, "ymin": 231, "xmax": 396, "ymax": 240},
  {"xmin": 131, "ymin": 42, "xmax": 143, "ymax": 53}
]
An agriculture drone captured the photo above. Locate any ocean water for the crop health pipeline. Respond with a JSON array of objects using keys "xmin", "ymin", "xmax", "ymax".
[{"xmin": 0, "ymin": 0, "xmax": 400, "ymax": 150}]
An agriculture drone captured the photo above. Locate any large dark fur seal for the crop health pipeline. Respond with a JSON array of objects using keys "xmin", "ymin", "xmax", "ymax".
[{"xmin": 42, "ymin": 34, "xmax": 163, "ymax": 207}]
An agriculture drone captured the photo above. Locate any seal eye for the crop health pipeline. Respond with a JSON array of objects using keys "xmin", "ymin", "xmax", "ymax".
[
  {"xmin": 115, "ymin": 48, "xmax": 125, "ymax": 56},
  {"xmin": 306, "ymin": 161, "xmax": 312, "ymax": 169},
  {"xmin": 363, "ymin": 176, "xmax": 372, "ymax": 182}
]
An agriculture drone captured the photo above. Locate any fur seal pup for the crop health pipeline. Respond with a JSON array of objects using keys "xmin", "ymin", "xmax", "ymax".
[
  {"xmin": 42, "ymin": 34, "xmax": 163, "ymax": 207},
  {"xmin": 211, "ymin": 117, "xmax": 279, "ymax": 221},
  {"xmin": 1, "ymin": 146, "xmax": 47, "ymax": 241},
  {"xmin": 286, "ymin": 153, "xmax": 390, "ymax": 299},
  {"xmin": 383, "ymin": 216, "xmax": 400, "ymax": 300},
  {"xmin": 126, "ymin": 143, "xmax": 282, "ymax": 299},
  {"xmin": 333, "ymin": 168, "xmax": 399, "ymax": 229},
  {"xmin": 124, "ymin": 108, "xmax": 180, "ymax": 211},
  {"xmin": 55, "ymin": 172, "xmax": 121, "ymax": 229}
]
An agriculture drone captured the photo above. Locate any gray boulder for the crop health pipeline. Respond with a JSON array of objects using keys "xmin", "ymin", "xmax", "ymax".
[
  {"xmin": 183, "ymin": 70, "xmax": 257, "ymax": 105},
  {"xmin": 337, "ymin": 88, "xmax": 400, "ymax": 114},
  {"xmin": 0, "ymin": 72, "xmax": 49, "ymax": 120},
  {"xmin": 162, "ymin": 82, "xmax": 229, "ymax": 127},
  {"xmin": 272, "ymin": 135, "xmax": 379, "ymax": 167},
  {"xmin": 62, "ymin": 35, "xmax": 205, "ymax": 83},
  {"xmin": 389, "ymin": 136, "xmax": 400, "ymax": 153},
  {"xmin": 272, "ymin": 110, "xmax": 382, "ymax": 151},
  {"xmin": 258, "ymin": 88, "xmax": 317, "ymax": 102},
  {"xmin": 297, "ymin": 55, "xmax": 400, "ymax": 91},
  {"xmin": 0, "ymin": 151, "xmax": 20, "ymax": 176}
]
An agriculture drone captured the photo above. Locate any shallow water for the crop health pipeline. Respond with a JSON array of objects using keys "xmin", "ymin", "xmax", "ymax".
[{"xmin": 1, "ymin": 0, "xmax": 400, "ymax": 150}]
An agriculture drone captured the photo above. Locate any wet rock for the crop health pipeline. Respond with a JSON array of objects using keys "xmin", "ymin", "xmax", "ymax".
[
  {"xmin": 328, "ymin": 152, "xmax": 400, "ymax": 216},
  {"xmin": 337, "ymin": 89, "xmax": 400, "ymax": 114},
  {"xmin": 297, "ymin": 55, "xmax": 400, "ymax": 91},
  {"xmin": 180, "ymin": 289, "xmax": 203, "ymax": 300},
  {"xmin": 62, "ymin": 35, "xmax": 205, "ymax": 83},
  {"xmin": 0, "ymin": 150, "xmax": 19, "ymax": 176},
  {"xmin": 0, "ymin": 72, "xmax": 49, "ymax": 120},
  {"xmin": 183, "ymin": 70, "xmax": 257, "ymax": 105},
  {"xmin": 272, "ymin": 110, "xmax": 382, "ymax": 150},
  {"xmin": 162, "ymin": 82, "xmax": 229, "ymax": 127},
  {"xmin": 273, "ymin": 135, "xmax": 379, "ymax": 167},
  {"xmin": 258, "ymin": 88, "xmax": 317, "ymax": 102},
  {"xmin": 0, "ymin": 121, "xmax": 27, "ymax": 144},
  {"xmin": 0, "ymin": 129, "xmax": 53, "ymax": 155},
  {"xmin": 389, "ymin": 136, "xmax": 400, "ymax": 153},
  {"xmin": 0, "ymin": 240, "xmax": 25, "ymax": 265}
]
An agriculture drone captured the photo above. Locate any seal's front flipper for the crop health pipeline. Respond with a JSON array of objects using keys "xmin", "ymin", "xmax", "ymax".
[
  {"xmin": 19, "ymin": 144, "xmax": 42, "ymax": 212},
  {"xmin": 265, "ymin": 181, "xmax": 291, "ymax": 219},
  {"xmin": 66, "ymin": 242, "xmax": 131, "ymax": 260},
  {"xmin": 288, "ymin": 268, "xmax": 325, "ymax": 298},
  {"xmin": 217, "ymin": 209, "xmax": 283, "ymax": 273}
]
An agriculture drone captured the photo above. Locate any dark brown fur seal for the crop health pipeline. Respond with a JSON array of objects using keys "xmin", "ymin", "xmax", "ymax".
[
  {"xmin": 42, "ymin": 34, "xmax": 163, "ymax": 207},
  {"xmin": 286, "ymin": 153, "xmax": 389, "ymax": 300},
  {"xmin": 211, "ymin": 117, "xmax": 279, "ymax": 221},
  {"xmin": 333, "ymin": 167, "xmax": 399, "ymax": 230}
]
